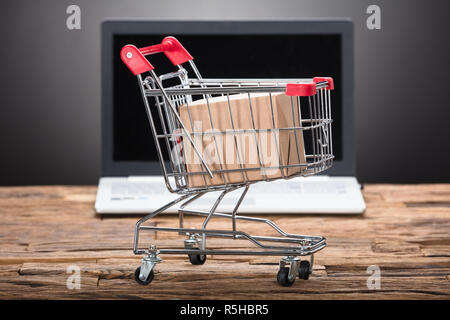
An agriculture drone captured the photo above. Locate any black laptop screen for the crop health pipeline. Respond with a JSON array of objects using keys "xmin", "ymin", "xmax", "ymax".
[{"xmin": 112, "ymin": 34, "xmax": 342, "ymax": 162}]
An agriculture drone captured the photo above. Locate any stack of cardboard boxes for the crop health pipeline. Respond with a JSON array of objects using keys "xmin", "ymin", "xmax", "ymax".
[{"xmin": 179, "ymin": 93, "xmax": 306, "ymax": 188}]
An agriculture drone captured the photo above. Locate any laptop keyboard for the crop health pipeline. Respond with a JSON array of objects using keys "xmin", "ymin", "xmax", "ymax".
[
  {"xmin": 296, "ymin": 181, "xmax": 348, "ymax": 194},
  {"xmin": 246, "ymin": 180, "xmax": 348, "ymax": 194},
  {"xmin": 110, "ymin": 182, "xmax": 167, "ymax": 200},
  {"xmin": 109, "ymin": 179, "xmax": 348, "ymax": 200}
]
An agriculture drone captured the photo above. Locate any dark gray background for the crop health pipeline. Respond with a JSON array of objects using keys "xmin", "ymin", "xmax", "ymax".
[{"xmin": 1, "ymin": 0, "xmax": 449, "ymax": 185}]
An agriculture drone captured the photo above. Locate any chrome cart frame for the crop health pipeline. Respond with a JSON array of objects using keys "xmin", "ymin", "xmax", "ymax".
[{"xmin": 121, "ymin": 37, "xmax": 334, "ymax": 286}]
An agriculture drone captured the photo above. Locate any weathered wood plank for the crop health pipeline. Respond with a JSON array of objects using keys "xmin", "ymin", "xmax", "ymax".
[{"xmin": 0, "ymin": 184, "xmax": 449, "ymax": 299}]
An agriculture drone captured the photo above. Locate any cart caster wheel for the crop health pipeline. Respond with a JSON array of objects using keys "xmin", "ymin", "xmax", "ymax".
[
  {"xmin": 298, "ymin": 260, "xmax": 311, "ymax": 280},
  {"xmin": 188, "ymin": 249, "xmax": 206, "ymax": 265},
  {"xmin": 277, "ymin": 267, "xmax": 295, "ymax": 287},
  {"xmin": 134, "ymin": 266, "xmax": 154, "ymax": 285}
]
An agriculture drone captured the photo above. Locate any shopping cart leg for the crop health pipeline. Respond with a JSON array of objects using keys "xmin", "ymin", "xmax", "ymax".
[
  {"xmin": 134, "ymin": 245, "xmax": 162, "ymax": 286},
  {"xmin": 184, "ymin": 233, "xmax": 206, "ymax": 265},
  {"xmin": 277, "ymin": 255, "xmax": 315, "ymax": 286},
  {"xmin": 298, "ymin": 255, "xmax": 314, "ymax": 280},
  {"xmin": 277, "ymin": 256, "xmax": 301, "ymax": 287},
  {"xmin": 134, "ymin": 194, "xmax": 191, "ymax": 255}
]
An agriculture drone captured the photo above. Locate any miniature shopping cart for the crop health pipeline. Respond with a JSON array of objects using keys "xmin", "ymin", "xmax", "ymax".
[{"xmin": 121, "ymin": 37, "xmax": 334, "ymax": 286}]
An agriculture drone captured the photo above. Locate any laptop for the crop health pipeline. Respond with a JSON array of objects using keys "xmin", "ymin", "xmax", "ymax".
[{"xmin": 95, "ymin": 20, "xmax": 365, "ymax": 214}]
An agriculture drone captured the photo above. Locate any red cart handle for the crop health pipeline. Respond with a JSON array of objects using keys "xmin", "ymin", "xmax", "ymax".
[
  {"xmin": 285, "ymin": 77, "xmax": 334, "ymax": 96},
  {"xmin": 121, "ymin": 36, "xmax": 193, "ymax": 75}
]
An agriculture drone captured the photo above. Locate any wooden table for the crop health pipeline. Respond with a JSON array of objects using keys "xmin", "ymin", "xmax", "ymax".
[{"xmin": 0, "ymin": 184, "xmax": 449, "ymax": 299}]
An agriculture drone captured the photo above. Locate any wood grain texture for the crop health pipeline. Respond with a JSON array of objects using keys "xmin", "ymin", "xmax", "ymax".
[{"xmin": 0, "ymin": 184, "xmax": 449, "ymax": 299}]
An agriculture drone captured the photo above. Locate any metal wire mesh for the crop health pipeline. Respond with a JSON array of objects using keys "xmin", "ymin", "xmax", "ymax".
[{"xmin": 139, "ymin": 65, "xmax": 333, "ymax": 194}]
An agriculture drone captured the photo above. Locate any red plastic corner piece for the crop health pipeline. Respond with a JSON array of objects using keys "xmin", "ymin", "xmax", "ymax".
[
  {"xmin": 161, "ymin": 36, "xmax": 193, "ymax": 66},
  {"xmin": 313, "ymin": 77, "xmax": 334, "ymax": 90},
  {"xmin": 121, "ymin": 45, "xmax": 154, "ymax": 75},
  {"xmin": 285, "ymin": 83, "xmax": 317, "ymax": 96}
]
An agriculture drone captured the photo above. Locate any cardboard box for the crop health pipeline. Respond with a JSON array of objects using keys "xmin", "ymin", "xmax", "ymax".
[{"xmin": 179, "ymin": 92, "xmax": 306, "ymax": 188}]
